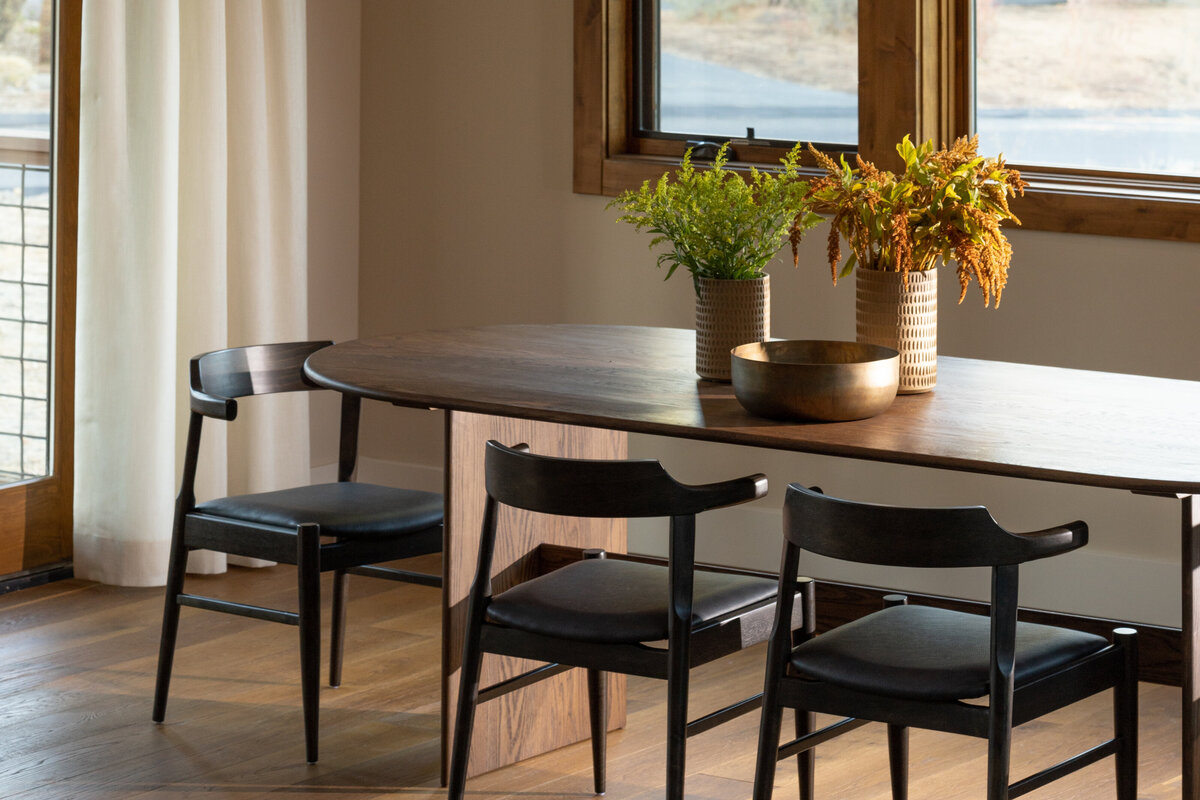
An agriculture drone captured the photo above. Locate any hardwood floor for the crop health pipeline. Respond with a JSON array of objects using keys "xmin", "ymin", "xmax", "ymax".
[{"xmin": 0, "ymin": 557, "xmax": 1181, "ymax": 799}]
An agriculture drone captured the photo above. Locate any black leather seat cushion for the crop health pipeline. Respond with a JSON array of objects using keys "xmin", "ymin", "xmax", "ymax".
[
  {"xmin": 790, "ymin": 604, "xmax": 1109, "ymax": 701},
  {"xmin": 194, "ymin": 482, "xmax": 443, "ymax": 538},
  {"xmin": 485, "ymin": 558, "xmax": 779, "ymax": 644}
]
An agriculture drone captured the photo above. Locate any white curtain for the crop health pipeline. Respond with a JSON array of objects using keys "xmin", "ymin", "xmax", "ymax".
[{"xmin": 74, "ymin": 0, "xmax": 309, "ymax": 586}]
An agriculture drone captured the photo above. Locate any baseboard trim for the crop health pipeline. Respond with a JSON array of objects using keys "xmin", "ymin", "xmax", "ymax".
[
  {"xmin": 537, "ymin": 543, "xmax": 1181, "ymax": 686},
  {"xmin": 0, "ymin": 561, "xmax": 74, "ymax": 596}
]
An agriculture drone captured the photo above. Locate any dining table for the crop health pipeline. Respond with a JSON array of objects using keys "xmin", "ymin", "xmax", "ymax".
[{"xmin": 304, "ymin": 323, "xmax": 1200, "ymax": 794}]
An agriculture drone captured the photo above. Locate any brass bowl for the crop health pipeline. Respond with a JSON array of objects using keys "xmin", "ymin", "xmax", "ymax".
[{"xmin": 730, "ymin": 340, "xmax": 900, "ymax": 422}]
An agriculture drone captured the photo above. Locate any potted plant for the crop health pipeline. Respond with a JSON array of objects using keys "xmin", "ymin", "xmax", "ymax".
[
  {"xmin": 610, "ymin": 142, "xmax": 821, "ymax": 381},
  {"xmin": 796, "ymin": 134, "xmax": 1026, "ymax": 392}
]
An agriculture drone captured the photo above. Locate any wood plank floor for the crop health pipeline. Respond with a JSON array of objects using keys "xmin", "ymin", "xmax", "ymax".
[{"xmin": 0, "ymin": 557, "xmax": 1182, "ymax": 799}]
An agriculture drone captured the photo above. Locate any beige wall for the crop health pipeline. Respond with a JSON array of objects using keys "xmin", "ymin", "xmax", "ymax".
[
  {"xmin": 354, "ymin": 0, "xmax": 1200, "ymax": 626},
  {"xmin": 307, "ymin": 0, "xmax": 362, "ymax": 470}
]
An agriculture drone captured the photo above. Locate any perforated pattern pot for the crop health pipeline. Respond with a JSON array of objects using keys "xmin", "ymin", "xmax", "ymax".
[
  {"xmin": 695, "ymin": 276, "xmax": 770, "ymax": 382},
  {"xmin": 856, "ymin": 267, "xmax": 937, "ymax": 394}
]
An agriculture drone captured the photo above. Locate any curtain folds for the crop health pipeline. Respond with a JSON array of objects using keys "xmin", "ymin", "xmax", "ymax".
[{"xmin": 74, "ymin": 0, "xmax": 309, "ymax": 586}]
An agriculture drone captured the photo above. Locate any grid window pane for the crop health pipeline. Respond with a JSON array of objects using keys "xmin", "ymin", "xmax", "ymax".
[
  {"xmin": 23, "ymin": 207, "xmax": 47, "ymax": 247},
  {"xmin": 22, "ymin": 358, "xmax": 44, "ymax": 398},
  {"xmin": 0, "ymin": 319, "xmax": 19, "ymax": 358},
  {"xmin": 22, "ymin": 168, "xmax": 48, "ymax": 209},
  {"xmin": 21, "ymin": 397, "xmax": 44, "ymax": 434},
  {"xmin": 21, "ymin": 321, "xmax": 45, "ymax": 360},
  {"xmin": 0, "ymin": 244, "xmax": 20, "ymax": 281},
  {"xmin": 0, "ymin": 433, "xmax": 19, "ymax": 476},
  {"xmin": 21, "ymin": 436, "xmax": 45, "ymax": 475},
  {"xmin": 0, "ymin": 396, "xmax": 18, "ymax": 431},
  {"xmin": 0, "ymin": 357, "xmax": 18, "ymax": 392},
  {"xmin": 24, "ymin": 245, "xmax": 46, "ymax": 284},
  {"xmin": 975, "ymin": 0, "xmax": 1200, "ymax": 175},
  {"xmin": 0, "ymin": 206, "xmax": 20, "ymax": 243},
  {"xmin": 651, "ymin": 0, "xmax": 857, "ymax": 145},
  {"xmin": 22, "ymin": 282, "xmax": 46, "ymax": 323},
  {"xmin": 0, "ymin": 168, "xmax": 20, "ymax": 204},
  {"xmin": 0, "ymin": 281, "xmax": 18, "ymax": 319}
]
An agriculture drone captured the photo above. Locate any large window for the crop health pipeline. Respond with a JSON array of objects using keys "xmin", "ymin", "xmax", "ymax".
[{"xmin": 576, "ymin": 0, "xmax": 1200, "ymax": 243}]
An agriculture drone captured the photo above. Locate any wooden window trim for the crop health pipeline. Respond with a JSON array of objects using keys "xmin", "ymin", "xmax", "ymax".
[{"xmin": 575, "ymin": 0, "xmax": 1200, "ymax": 244}]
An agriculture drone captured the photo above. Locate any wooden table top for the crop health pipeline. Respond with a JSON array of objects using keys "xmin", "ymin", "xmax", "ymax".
[{"xmin": 304, "ymin": 324, "xmax": 1200, "ymax": 495}]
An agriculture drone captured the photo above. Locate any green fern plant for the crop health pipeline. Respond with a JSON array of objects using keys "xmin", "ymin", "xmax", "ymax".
[{"xmin": 608, "ymin": 142, "xmax": 821, "ymax": 288}]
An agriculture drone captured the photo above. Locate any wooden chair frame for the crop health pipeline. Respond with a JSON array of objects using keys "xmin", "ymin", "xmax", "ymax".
[
  {"xmin": 448, "ymin": 441, "xmax": 792, "ymax": 800},
  {"xmin": 753, "ymin": 484, "xmax": 1138, "ymax": 800},
  {"xmin": 151, "ymin": 341, "xmax": 443, "ymax": 763}
]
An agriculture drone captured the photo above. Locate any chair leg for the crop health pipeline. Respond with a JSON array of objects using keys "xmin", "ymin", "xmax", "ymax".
[
  {"xmin": 887, "ymin": 724, "xmax": 909, "ymax": 800},
  {"xmin": 152, "ymin": 527, "xmax": 190, "ymax": 723},
  {"xmin": 329, "ymin": 569, "xmax": 349, "ymax": 688},
  {"xmin": 1114, "ymin": 628, "xmax": 1139, "ymax": 800},
  {"xmin": 297, "ymin": 524, "xmax": 322, "ymax": 764},
  {"xmin": 587, "ymin": 668, "xmax": 607, "ymax": 795},
  {"xmin": 665, "ymin": 638, "xmax": 690, "ymax": 800},
  {"xmin": 447, "ymin": 616, "xmax": 486, "ymax": 800},
  {"xmin": 751, "ymin": 687, "xmax": 785, "ymax": 800},
  {"xmin": 796, "ymin": 710, "xmax": 815, "ymax": 800},
  {"xmin": 581, "ymin": 547, "xmax": 608, "ymax": 795},
  {"xmin": 986, "ymin": 697, "xmax": 1014, "ymax": 800}
]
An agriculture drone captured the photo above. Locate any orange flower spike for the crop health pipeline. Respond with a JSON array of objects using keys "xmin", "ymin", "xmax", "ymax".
[
  {"xmin": 808, "ymin": 142, "xmax": 840, "ymax": 176},
  {"xmin": 826, "ymin": 216, "xmax": 843, "ymax": 283},
  {"xmin": 790, "ymin": 212, "xmax": 810, "ymax": 267},
  {"xmin": 889, "ymin": 208, "xmax": 913, "ymax": 286}
]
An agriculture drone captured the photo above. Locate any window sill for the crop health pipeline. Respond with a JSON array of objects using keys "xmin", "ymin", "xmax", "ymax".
[
  {"xmin": 1015, "ymin": 169, "xmax": 1200, "ymax": 243},
  {"xmin": 581, "ymin": 152, "xmax": 1200, "ymax": 245}
]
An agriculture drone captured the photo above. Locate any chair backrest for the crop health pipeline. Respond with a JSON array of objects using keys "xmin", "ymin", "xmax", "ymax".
[
  {"xmin": 177, "ymin": 341, "xmax": 349, "ymax": 503},
  {"xmin": 783, "ymin": 483, "xmax": 1087, "ymax": 569},
  {"xmin": 484, "ymin": 440, "xmax": 767, "ymax": 519},
  {"xmin": 192, "ymin": 341, "xmax": 332, "ymax": 401}
]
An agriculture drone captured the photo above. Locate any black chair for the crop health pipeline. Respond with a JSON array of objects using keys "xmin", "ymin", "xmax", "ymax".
[
  {"xmin": 152, "ymin": 341, "xmax": 444, "ymax": 764},
  {"xmin": 449, "ymin": 441, "xmax": 802, "ymax": 800},
  {"xmin": 753, "ymin": 483, "xmax": 1138, "ymax": 800}
]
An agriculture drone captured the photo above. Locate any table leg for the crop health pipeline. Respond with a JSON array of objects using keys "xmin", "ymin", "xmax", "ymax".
[
  {"xmin": 440, "ymin": 411, "xmax": 628, "ymax": 783},
  {"xmin": 1185, "ymin": 495, "xmax": 1200, "ymax": 800}
]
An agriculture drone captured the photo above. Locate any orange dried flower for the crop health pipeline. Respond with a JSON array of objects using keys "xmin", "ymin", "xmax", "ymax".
[{"xmin": 803, "ymin": 135, "xmax": 1024, "ymax": 306}]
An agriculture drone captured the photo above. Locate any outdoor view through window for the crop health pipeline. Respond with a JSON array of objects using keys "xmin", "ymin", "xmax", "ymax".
[
  {"xmin": 651, "ymin": 0, "xmax": 1200, "ymax": 177},
  {"xmin": 975, "ymin": 0, "xmax": 1200, "ymax": 175},
  {"xmin": 0, "ymin": 0, "xmax": 51, "ymax": 488},
  {"xmin": 653, "ymin": 0, "xmax": 858, "ymax": 146}
]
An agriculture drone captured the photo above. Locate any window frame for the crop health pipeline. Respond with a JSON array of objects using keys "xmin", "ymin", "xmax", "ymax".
[{"xmin": 574, "ymin": 0, "xmax": 1200, "ymax": 244}]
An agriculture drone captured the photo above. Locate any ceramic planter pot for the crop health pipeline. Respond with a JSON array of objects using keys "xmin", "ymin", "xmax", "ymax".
[
  {"xmin": 855, "ymin": 267, "xmax": 937, "ymax": 393},
  {"xmin": 694, "ymin": 275, "xmax": 770, "ymax": 382}
]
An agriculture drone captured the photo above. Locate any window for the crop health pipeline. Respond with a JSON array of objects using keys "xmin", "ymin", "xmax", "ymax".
[
  {"xmin": 0, "ymin": 0, "xmax": 77, "ymax": 580},
  {"xmin": 576, "ymin": 0, "xmax": 1200, "ymax": 244},
  {"xmin": 0, "ymin": 0, "xmax": 52, "ymax": 487}
]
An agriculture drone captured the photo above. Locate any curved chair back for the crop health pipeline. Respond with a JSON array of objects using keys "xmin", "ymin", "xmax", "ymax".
[
  {"xmin": 193, "ymin": 340, "xmax": 331, "ymax": 401},
  {"xmin": 783, "ymin": 483, "xmax": 1087, "ymax": 568},
  {"xmin": 181, "ymin": 341, "xmax": 356, "ymax": 494},
  {"xmin": 484, "ymin": 440, "xmax": 767, "ymax": 518}
]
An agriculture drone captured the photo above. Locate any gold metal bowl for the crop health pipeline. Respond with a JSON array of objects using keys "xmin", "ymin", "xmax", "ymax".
[{"xmin": 730, "ymin": 340, "xmax": 900, "ymax": 422}]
